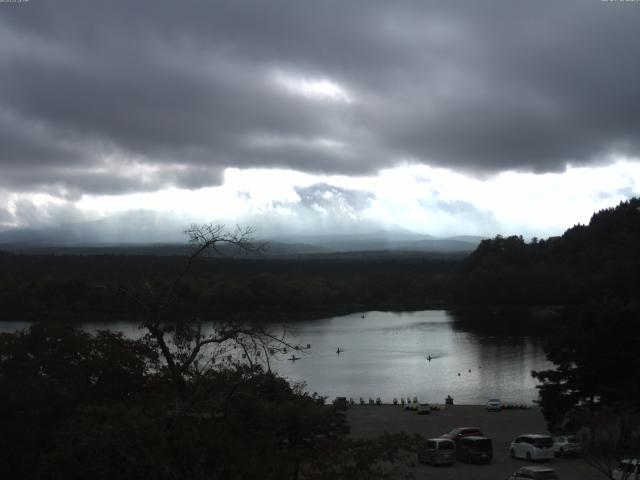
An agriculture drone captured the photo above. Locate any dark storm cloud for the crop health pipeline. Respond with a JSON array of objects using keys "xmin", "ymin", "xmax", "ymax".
[{"xmin": 1, "ymin": 0, "xmax": 640, "ymax": 195}]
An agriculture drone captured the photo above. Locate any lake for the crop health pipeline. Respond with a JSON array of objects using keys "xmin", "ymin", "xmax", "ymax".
[{"xmin": 1, "ymin": 310, "xmax": 552, "ymax": 405}]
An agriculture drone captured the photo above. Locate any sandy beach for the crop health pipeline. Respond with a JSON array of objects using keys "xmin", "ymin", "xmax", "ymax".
[{"xmin": 348, "ymin": 405, "xmax": 601, "ymax": 480}]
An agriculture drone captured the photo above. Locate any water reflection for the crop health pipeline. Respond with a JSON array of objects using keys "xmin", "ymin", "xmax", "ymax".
[
  {"xmin": 0, "ymin": 310, "xmax": 552, "ymax": 404},
  {"xmin": 274, "ymin": 310, "xmax": 551, "ymax": 404}
]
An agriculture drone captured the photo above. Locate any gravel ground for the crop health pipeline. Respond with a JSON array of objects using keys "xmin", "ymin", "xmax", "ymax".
[{"xmin": 347, "ymin": 405, "xmax": 602, "ymax": 480}]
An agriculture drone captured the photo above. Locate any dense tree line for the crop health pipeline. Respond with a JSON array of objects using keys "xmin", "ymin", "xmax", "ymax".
[
  {"xmin": 533, "ymin": 301, "xmax": 640, "ymax": 430},
  {"xmin": 1, "ymin": 199, "xmax": 639, "ymax": 322},
  {"xmin": 0, "ymin": 253, "xmax": 458, "ymax": 322},
  {"xmin": 526, "ymin": 199, "xmax": 640, "ymax": 474},
  {"xmin": 457, "ymin": 197, "xmax": 640, "ymax": 306}
]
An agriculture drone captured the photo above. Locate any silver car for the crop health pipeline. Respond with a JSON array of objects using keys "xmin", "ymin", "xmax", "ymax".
[{"xmin": 552, "ymin": 436, "xmax": 582, "ymax": 457}]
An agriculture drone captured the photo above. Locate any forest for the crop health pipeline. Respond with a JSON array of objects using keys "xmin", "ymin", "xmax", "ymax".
[
  {"xmin": 1, "ymin": 198, "xmax": 639, "ymax": 479},
  {"xmin": 1, "ymin": 198, "xmax": 638, "ymax": 323}
]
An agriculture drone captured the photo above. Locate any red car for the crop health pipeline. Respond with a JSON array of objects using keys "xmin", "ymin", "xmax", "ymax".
[{"xmin": 441, "ymin": 427, "xmax": 484, "ymax": 441}]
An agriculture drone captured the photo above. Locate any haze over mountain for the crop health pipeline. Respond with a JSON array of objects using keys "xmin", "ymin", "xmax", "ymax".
[{"xmin": 0, "ymin": 212, "xmax": 483, "ymax": 255}]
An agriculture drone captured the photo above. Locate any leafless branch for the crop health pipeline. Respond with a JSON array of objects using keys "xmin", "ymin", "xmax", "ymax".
[{"xmin": 112, "ymin": 223, "xmax": 297, "ymax": 413}]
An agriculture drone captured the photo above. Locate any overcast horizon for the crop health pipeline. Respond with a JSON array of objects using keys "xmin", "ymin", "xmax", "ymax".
[{"xmin": 2, "ymin": 1, "xmax": 640, "ymax": 242}]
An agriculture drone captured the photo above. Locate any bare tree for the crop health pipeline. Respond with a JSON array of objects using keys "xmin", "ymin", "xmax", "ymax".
[
  {"xmin": 120, "ymin": 223, "xmax": 297, "ymax": 412},
  {"xmin": 584, "ymin": 438, "xmax": 640, "ymax": 480},
  {"xmin": 567, "ymin": 406, "xmax": 640, "ymax": 480}
]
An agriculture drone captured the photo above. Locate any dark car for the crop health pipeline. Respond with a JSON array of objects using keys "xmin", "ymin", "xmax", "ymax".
[
  {"xmin": 455, "ymin": 436, "xmax": 493, "ymax": 464},
  {"xmin": 441, "ymin": 427, "xmax": 484, "ymax": 441},
  {"xmin": 509, "ymin": 465, "xmax": 558, "ymax": 480}
]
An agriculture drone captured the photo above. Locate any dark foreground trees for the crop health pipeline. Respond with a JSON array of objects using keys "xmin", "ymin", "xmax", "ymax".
[
  {"xmin": 533, "ymin": 302, "xmax": 640, "ymax": 478},
  {"xmin": 118, "ymin": 223, "xmax": 296, "ymax": 412},
  {"xmin": 0, "ymin": 225, "xmax": 419, "ymax": 479},
  {"xmin": 0, "ymin": 323, "xmax": 418, "ymax": 479}
]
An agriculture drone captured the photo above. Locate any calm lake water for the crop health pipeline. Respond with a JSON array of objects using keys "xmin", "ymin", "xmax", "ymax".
[{"xmin": 1, "ymin": 310, "xmax": 551, "ymax": 404}]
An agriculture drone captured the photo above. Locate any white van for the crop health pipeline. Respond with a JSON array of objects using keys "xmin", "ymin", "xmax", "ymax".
[{"xmin": 510, "ymin": 434, "xmax": 555, "ymax": 461}]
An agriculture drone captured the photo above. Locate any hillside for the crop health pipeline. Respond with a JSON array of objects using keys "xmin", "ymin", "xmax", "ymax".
[
  {"xmin": 457, "ymin": 197, "xmax": 640, "ymax": 306},
  {"xmin": 0, "ymin": 216, "xmax": 481, "ymax": 255}
]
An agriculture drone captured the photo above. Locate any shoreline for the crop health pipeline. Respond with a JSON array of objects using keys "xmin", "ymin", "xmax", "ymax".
[{"xmin": 0, "ymin": 303, "xmax": 562, "ymax": 324}]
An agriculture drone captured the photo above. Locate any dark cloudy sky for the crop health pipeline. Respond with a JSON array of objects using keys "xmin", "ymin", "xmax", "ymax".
[{"xmin": 1, "ymin": 0, "xmax": 639, "ymax": 238}]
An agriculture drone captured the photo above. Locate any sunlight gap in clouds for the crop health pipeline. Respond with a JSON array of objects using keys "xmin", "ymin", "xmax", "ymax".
[
  {"xmin": 2, "ymin": 158, "xmax": 636, "ymax": 236},
  {"xmin": 59, "ymin": 159, "xmax": 640, "ymax": 239},
  {"xmin": 272, "ymin": 71, "xmax": 354, "ymax": 104}
]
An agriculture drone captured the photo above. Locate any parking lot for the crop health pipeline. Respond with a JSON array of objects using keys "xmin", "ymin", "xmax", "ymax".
[{"xmin": 347, "ymin": 405, "xmax": 601, "ymax": 480}]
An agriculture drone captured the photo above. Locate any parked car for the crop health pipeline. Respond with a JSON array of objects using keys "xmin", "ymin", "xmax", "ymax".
[
  {"xmin": 510, "ymin": 434, "xmax": 555, "ymax": 461},
  {"xmin": 508, "ymin": 465, "xmax": 558, "ymax": 479},
  {"xmin": 486, "ymin": 398, "xmax": 502, "ymax": 411},
  {"xmin": 613, "ymin": 458, "xmax": 640, "ymax": 480},
  {"xmin": 456, "ymin": 436, "xmax": 492, "ymax": 464},
  {"xmin": 417, "ymin": 438, "xmax": 455, "ymax": 466},
  {"xmin": 441, "ymin": 427, "xmax": 484, "ymax": 441},
  {"xmin": 552, "ymin": 436, "xmax": 582, "ymax": 457},
  {"xmin": 417, "ymin": 403, "xmax": 431, "ymax": 415}
]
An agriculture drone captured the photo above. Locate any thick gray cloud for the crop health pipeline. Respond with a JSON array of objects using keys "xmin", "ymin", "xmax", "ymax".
[
  {"xmin": 1, "ymin": 0, "xmax": 640, "ymax": 195},
  {"xmin": 0, "ymin": 196, "xmax": 89, "ymax": 231}
]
